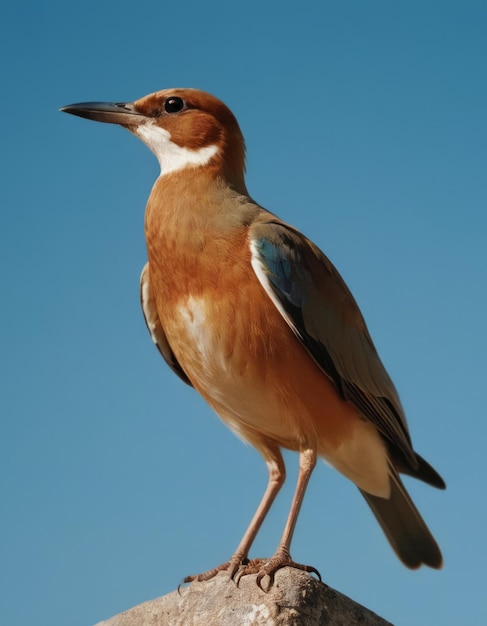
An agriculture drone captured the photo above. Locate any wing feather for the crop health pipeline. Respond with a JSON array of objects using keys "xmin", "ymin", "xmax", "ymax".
[
  {"xmin": 249, "ymin": 219, "xmax": 416, "ymax": 467},
  {"xmin": 140, "ymin": 263, "xmax": 192, "ymax": 387}
]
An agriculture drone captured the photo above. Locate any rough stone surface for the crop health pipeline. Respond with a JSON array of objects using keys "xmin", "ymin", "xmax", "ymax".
[{"xmin": 94, "ymin": 568, "xmax": 393, "ymax": 626}]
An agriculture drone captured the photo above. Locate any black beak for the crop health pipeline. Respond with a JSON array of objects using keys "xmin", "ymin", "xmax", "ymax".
[{"xmin": 60, "ymin": 101, "xmax": 146, "ymax": 126}]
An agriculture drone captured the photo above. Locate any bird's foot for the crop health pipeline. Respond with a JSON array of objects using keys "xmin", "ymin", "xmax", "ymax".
[
  {"xmin": 181, "ymin": 554, "xmax": 248, "ymax": 587},
  {"xmin": 181, "ymin": 548, "xmax": 320, "ymax": 592},
  {"xmin": 235, "ymin": 546, "xmax": 321, "ymax": 591}
]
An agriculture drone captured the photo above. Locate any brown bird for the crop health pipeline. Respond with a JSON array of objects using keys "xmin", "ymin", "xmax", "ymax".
[{"xmin": 61, "ymin": 88, "xmax": 445, "ymax": 588}]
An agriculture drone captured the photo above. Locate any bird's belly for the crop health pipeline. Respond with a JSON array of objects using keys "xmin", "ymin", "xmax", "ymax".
[
  {"xmin": 167, "ymin": 293, "xmax": 295, "ymax": 446},
  {"xmin": 166, "ymin": 293, "xmax": 357, "ymax": 449},
  {"xmin": 164, "ymin": 291, "xmax": 389, "ymax": 495}
]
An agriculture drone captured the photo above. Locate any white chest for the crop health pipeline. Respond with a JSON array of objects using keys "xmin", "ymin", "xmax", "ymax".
[{"xmin": 175, "ymin": 295, "xmax": 220, "ymax": 367}]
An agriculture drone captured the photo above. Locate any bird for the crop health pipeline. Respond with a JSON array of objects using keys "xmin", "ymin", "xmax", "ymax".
[{"xmin": 61, "ymin": 88, "xmax": 445, "ymax": 588}]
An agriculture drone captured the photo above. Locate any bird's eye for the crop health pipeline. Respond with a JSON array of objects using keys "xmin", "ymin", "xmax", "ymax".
[{"xmin": 164, "ymin": 97, "xmax": 185, "ymax": 113}]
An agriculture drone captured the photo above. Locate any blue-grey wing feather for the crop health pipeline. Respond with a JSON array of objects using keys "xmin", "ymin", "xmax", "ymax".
[{"xmin": 250, "ymin": 219, "xmax": 416, "ymax": 467}]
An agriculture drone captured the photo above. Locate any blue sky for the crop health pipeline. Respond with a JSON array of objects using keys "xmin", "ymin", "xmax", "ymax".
[{"xmin": 1, "ymin": 1, "xmax": 485, "ymax": 624}]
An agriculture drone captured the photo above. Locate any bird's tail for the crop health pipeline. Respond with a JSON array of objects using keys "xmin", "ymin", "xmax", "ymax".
[{"xmin": 359, "ymin": 469, "xmax": 443, "ymax": 569}]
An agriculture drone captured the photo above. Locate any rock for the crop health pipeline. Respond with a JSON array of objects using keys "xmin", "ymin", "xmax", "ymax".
[{"xmin": 94, "ymin": 567, "xmax": 393, "ymax": 625}]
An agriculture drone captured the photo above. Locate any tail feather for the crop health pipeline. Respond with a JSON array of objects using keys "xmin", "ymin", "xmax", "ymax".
[
  {"xmin": 360, "ymin": 470, "xmax": 443, "ymax": 569},
  {"xmin": 404, "ymin": 452, "xmax": 446, "ymax": 490}
]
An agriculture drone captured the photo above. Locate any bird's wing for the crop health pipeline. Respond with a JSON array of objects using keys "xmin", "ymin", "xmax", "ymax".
[
  {"xmin": 249, "ymin": 219, "xmax": 416, "ymax": 466},
  {"xmin": 140, "ymin": 263, "xmax": 193, "ymax": 387}
]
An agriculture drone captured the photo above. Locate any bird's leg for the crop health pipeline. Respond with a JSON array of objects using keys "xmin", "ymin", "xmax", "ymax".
[
  {"xmin": 183, "ymin": 446, "xmax": 285, "ymax": 584},
  {"xmin": 236, "ymin": 447, "xmax": 321, "ymax": 590}
]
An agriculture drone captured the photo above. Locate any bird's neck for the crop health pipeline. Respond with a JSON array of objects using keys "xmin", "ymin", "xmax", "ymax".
[
  {"xmin": 144, "ymin": 169, "xmax": 258, "ymax": 292},
  {"xmin": 145, "ymin": 168, "xmax": 254, "ymax": 241}
]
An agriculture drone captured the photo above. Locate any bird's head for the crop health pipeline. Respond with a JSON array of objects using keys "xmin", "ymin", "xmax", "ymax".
[{"xmin": 61, "ymin": 88, "xmax": 247, "ymax": 191}]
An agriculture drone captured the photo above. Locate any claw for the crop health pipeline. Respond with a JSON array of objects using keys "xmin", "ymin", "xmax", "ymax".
[
  {"xmin": 181, "ymin": 555, "xmax": 248, "ymax": 589},
  {"xmin": 253, "ymin": 552, "xmax": 321, "ymax": 592},
  {"xmin": 233, "ymin": 557, "xmax": 264, "ymax": 586},
  {"xmin": 256, "ymin": 567, "xmax": 274, "ymax": 592},
  {"xmin": 237, "ymin": 552, "xmax": 321, "ymax": 591}
]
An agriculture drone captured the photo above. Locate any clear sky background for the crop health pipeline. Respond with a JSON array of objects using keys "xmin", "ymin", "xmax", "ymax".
[{"xmin": 1, "ymin": 2, "xmax": 485, "ymax": 625}]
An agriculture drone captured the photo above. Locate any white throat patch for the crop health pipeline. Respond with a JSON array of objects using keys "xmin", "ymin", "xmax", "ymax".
[{"xmin": 135, "ymin": 122, "xmax": 219, "ymax": 177}]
